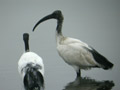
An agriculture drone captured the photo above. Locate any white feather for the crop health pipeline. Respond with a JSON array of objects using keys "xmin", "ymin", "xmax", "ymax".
[
  {"xmin": 57, "ymin": 36, "xmax": 99, "ymax": 70},
  {"xmin": 18, "ymin": 52, "xmax": 44, "ymax": 79}
]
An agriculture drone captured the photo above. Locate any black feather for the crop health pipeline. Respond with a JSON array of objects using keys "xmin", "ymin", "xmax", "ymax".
[
  {"xmin": 84, "ymin": 46, "xmax": 113, "ymax": 70},
  {"xmin": 23, "ymin": 64, "xmax": 44, "ymax": 90}
]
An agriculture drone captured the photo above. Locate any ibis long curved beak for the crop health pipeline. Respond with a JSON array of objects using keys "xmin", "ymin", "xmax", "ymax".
[{"xmin": 33, "ymin": 14, "xmax": 54, "ymax": 31}]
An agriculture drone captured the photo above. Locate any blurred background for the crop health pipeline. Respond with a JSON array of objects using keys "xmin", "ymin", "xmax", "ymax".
[{"xmin": 0, "ymin": 0, "xmax": 119, "ymax": 90}]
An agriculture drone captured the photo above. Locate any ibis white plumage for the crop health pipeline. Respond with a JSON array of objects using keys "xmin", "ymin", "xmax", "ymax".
[
  {"xmin": 32, "ymin": 10, "xmax": 113, "ymax": 77},
  {"xmin": 18, "ymin": 33, "xmax": 44, "ymax": 90}
]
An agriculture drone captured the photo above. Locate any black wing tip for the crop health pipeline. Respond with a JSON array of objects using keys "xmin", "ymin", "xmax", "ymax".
[
  {"xmin": 85, "ymin": 46, "xmax": 114, "ymax": 70},
  {"xmin": 103, "ymin": 62, "xmax": 114, "ymax": 70}
]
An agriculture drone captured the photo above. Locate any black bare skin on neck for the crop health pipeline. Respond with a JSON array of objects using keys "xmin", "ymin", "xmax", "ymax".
[{"xmin": 23, "ymin": 33, "xmax": 29, "ymax": 52}]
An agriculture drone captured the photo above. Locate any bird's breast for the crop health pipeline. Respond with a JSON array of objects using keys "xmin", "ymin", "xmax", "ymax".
[{"xmin": 57, "ymin": 44, "xmax": 82, "ymax": 65}]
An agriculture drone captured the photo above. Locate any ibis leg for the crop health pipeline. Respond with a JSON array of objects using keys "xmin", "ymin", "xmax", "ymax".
[{"xmin": 77, "ymin": 69, "xmax": 81, "ymax": 77}]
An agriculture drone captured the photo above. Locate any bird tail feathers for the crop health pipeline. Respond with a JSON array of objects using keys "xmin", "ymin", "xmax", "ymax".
[{"xmin": 23, "ymin": 64, "xmax": 44, "ymax": 90}]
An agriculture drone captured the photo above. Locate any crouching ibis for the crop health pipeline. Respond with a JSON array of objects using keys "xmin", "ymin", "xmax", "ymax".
[{"xmin": 18, "ymin": 33, "xmax": 44, "ymax": 90}]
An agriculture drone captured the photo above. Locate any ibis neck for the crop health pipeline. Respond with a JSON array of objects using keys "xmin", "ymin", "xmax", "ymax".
[
  {"xmin": 24, "ymin": 40, "xmax": 29, "ymax": 52},
  {"xmin": 56, "ymin": 20, "xmax": 65, "ymax": 45},
  {"xmin": 56, "ymin": 20, "xmax": 63, "ymax": 35}
]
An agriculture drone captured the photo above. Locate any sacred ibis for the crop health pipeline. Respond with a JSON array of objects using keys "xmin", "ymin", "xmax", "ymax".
[
  {"xmin": 18, "ymin": 33, "xmax": 44, "ymax": 90},
  {"xmin": 32, "ymin": 10, "xmax": 113, "ymax": 77}
]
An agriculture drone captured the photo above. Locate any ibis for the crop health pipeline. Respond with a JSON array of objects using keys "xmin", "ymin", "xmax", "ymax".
[
  {"xmin": 32, "ymin": 10, "xmax": 113, "ymax": 77},
  {"xmin": 18, "ymin": 33, "xmax": 44, "ymax": 90}
]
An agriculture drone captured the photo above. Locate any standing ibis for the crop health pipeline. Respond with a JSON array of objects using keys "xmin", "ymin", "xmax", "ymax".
[
  {"xmin": 32, "ymin": 10, "xmax": 113, "ymax": 77},
  {"xmin": 18, "ymin": 33, "xmax": 44, "ymax": 90}
]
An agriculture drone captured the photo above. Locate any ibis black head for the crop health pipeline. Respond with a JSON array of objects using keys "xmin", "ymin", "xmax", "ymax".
[
  {"xmin": 50, "ymin": 10, "xmax": 64, "ymax": 21},
  {"xmin": 33, "ymin": 10, "xmax": 64, "ymax": 31},
  {"xmin": 23, "ymin": 33, "xmax": 29, "ymax": 41}
]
